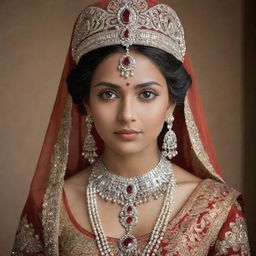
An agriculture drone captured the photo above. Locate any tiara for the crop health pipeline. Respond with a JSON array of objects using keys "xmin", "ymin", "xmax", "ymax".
[{"xmin": 71, "ymin": 0, "xmax": 186, "ymax": 78}]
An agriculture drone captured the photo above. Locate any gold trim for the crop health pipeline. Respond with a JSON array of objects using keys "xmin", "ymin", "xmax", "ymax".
[
  {"xmin": 214, "ymin": 214, "xmax": 250, "ymax": 255},
  {"xmin": 12, "ymin": 215, "xmax": 43, "ymax": 255},
  {"xmin": 198, "ymin": 184, "xmax": 240, "ymax": 256},
  {"xmin": 159, "ymin": 179, "xmax": 240, "ymax": 256},
  {"xmin": 42, "ymin": 95, "xmax": 72, "ymax": 256},
  {"xmin": 184, "ymin": 96, "xmax": 224, "ymax": 182}
]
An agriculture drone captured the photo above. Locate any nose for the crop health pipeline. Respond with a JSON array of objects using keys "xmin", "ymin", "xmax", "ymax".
[{"xmin": 117, "ymin": 97, "xmax": 136, "ymax": 123}]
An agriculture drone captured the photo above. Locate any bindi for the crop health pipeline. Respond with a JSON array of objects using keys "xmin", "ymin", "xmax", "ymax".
[{"xmin": 126, "ymin": 83, "xmax": 130, "ymax": 87}]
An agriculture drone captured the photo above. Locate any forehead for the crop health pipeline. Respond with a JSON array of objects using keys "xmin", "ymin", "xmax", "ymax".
[{"xmin": 91, "ymin": 50, "xmax": 166, "ymax": 86}]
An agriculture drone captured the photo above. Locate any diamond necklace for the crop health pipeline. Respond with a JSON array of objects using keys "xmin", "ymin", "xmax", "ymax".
[{"xmin": 87, "ymin": 153, "xmax": 176, "ymax": 256}]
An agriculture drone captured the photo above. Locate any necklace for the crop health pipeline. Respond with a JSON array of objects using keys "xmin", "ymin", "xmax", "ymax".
[
  {"xmin": 89, "ymin": 154, "xmax": 173, "ymax": 205},
  {"xmin": 87, "ymin": 153, "xmax": 176, "ymax": 256}
]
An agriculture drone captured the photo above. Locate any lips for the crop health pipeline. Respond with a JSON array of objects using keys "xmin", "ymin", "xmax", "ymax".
[
  {"xmin": 115, "ymin": 129, "xmax": 140, "ymax": 134},
  {"xmin": 114, "ymin": 129, "xmax": 141, "ymax": 141}
]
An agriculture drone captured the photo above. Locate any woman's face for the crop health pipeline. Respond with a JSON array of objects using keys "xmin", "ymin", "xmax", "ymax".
[{"xmin": 86, "ymin": 50, "xmax": 174, "ymax": 156}]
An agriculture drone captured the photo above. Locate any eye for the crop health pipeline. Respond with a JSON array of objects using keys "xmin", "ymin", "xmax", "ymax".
[
  {"xmin": 139, "ymin": 90, "xmax": 159, "ymax": 100},
  {"xmin": 98, "ymin": 90, "xmax": 118, "ymax": 100}
]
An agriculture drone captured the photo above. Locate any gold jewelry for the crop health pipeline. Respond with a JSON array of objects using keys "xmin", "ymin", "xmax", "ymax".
[{"xmin": 71, "ymin": 0, "xmax": 186, "ymax": 78}]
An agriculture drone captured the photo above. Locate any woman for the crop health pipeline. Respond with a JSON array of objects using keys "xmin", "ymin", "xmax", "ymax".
[{"xmin": 12, "ymin": 0, "xmax": 250, "ymax": 255}]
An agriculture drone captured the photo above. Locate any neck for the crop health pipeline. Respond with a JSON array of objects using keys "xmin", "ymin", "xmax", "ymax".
[{"xmin": 102, "ymin": 144, "xmax": 161, "ymax": 178}]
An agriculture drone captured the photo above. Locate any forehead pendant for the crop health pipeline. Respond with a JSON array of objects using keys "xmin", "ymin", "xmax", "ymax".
[
  {"xmin": 117, "ymin": 2, "xmax": 138, "ymax": 78},
  {"xmin": 72, "ymin": 0, "xmax": 186, "ymax": 79}
]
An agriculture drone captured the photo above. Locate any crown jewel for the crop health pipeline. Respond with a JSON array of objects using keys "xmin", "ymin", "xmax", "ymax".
[{"xmin": 72, "ymin": 0, "xmax": 186, "ymax": 78}]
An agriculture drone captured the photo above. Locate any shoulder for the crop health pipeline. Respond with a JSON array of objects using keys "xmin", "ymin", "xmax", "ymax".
[
  {"xmin": 65, "ymin": 166, "xmax": 92, "ymax": 186},
  {"xmin": 172, "ymin": 163, "xmax": 240, "ymax": 203},
  {"xmin": 172, "ymin": 164, "xmax": 202, "ymax": 198},
  {"xmin": 185, "ymin": 177, "xmax": 243, "ymax": 238},
  {"xmin": 196, "ymin": 178, "xmax": 240, "ymax": 204},
  {"xmin": 172, "ymin": 164, "xmax": 242, "ymax": 226},
  {"xmin": 188, "ymin": 176, "xmax": 241, "ymax": 211},
  {"xmin": 64, "ymin": 166, "xmax": 92, "ymax": 198}
]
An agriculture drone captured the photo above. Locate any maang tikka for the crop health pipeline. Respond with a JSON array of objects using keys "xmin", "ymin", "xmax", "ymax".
[
  {"xmin": 162, "ymin": 114, "xmax": 178, "ymax": 159},
  {"xmin": 82, "ymin": 115, "xmax": 98, "ymax": 164},
  {"xmin": 71, "ymin": 0, "xmax": 186, "ymax": 78}
]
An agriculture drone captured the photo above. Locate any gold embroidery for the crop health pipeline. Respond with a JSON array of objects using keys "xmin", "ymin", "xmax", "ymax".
[
  {"xmin": 184, "ymin": 97, "xmax": 224, "ymax": 182},
  {"xmin": 59, "ymin": 200, "xmax": 147, "ymax": 255},
  {"xmin": 58, "ymin": 179, "xmax": 241, "ymax": 256},
  {"xmin": 12, "ymin": 215, "xmax": 43, "ymax": 255},
  {"xmin": 234, "ymin": 199, "xmax": 242, "ymax": 212},
  {"xmin": 159, "ymin": 179, "xmax": 239, "ymax": 256},
  {"xmin": 215, "ymin": 215, "xmax": 250, "ymax": 256},
  {"xmin": 42, "ymin": 95, "xmax": 73, "ymax": 256}
]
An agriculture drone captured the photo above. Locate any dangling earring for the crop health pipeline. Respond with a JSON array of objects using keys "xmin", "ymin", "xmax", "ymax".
[
  {"xmin": 162, "ymin": 114, "xmax": 178, "ymax": 160},
  {"xmin": 82, "ymin": 115, "xmax": 98, "ymax": 164}
]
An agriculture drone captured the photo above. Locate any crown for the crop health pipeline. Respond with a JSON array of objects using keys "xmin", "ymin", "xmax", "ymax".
[{"xmin": 71, "ymin": 0, "xmax": 186, "ymax": 78}]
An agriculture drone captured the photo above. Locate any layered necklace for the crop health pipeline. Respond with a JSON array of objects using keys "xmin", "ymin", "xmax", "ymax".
[{"xmin": 87, "ymin": 153, "xmax": 176, "ymax": 256}]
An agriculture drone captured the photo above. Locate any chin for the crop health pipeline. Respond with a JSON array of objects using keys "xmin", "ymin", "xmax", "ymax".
[
  {"xmin": 106, "ymin": 141, "xmax": 155, "ymax": 157},
  {"xmin": 111, "ymin": 146, "xmax": 144, "ymax": 156}
]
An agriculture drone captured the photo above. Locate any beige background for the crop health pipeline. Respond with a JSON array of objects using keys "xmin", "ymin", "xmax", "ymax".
[{"xmin": 0, "ymin": 0, "xmax": 245, "ymax": 254}]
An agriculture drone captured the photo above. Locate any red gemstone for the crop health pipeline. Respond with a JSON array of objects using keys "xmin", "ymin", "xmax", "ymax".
[
  {"xmin": 122, "ymin": 9, "xmax": 131, "ymax": 23},
  {"xmin": 127, "ymin": 206, "xmax": 133, "ymax": 213},
  {"xmin": 126, "ymin": 184, "xmax": 133, "ymax": 194},
  {"xmin": 123, "ymin": 237, "xmax": 134, "ymax": 247},
  {"xmin": 123, "ymin": 57, "xmax": 131, "ymax": 67},
  {"xmin": 126, "ymin": 216, "xmax": 133, "ymax": 224},
  {"xmin": 124, "ymin": 29, "xmax": 130, "ymax": 38}
]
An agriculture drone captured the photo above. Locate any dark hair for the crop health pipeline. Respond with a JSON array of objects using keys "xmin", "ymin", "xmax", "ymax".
[{"xmin": 67, "ymin": 45, "xmax": 192, "ymax": 115}]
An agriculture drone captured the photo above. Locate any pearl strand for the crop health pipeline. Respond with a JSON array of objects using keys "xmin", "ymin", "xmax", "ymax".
[
  {"xmin": 87, "ymin": 185, "xmax": 114, "ymax": 256},
  {"xmin": 142, "ymin": 175, "xmax": 175, "ymax": 255},
  {"xmin": 87, "ymin": 166, "xmax": 176, "ymax": 255}
]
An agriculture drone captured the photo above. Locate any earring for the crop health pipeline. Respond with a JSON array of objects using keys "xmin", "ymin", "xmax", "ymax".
[
  {"xmin": 162, "ymin": 114, "xmax": 178, "ymax": 160},
  {"xmin": 82, "ymin": 115, "xmax": 98, "ymax": 164}
]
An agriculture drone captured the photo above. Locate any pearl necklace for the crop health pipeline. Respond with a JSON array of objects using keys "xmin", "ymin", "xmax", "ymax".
[{"xmin": 87, "ymin": 154, "xmax": 176, "ymax": 256}]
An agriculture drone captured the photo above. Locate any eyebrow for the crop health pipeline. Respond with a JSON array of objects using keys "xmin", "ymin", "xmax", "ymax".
[{"xmin": 93, "ymin": 81, "xmax": 161, "ymax": 89}]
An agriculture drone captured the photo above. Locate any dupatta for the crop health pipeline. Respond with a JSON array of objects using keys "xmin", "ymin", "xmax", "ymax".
[{"xmin": 12, "ymin": 0, "xmax": 244, "ymax": 255}]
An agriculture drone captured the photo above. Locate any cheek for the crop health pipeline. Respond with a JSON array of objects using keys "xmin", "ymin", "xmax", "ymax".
[
  {"xmin": 90, "ymin": 94, "xmax": 112, "ymax": 120},
  {"xmin": 143, "ymin": 113, "xmax": 165, "ymax": 133},
  {"xmin": 89, "ymin": 99, "xmax": 117, "ymax": 137},
  {"xmin": 92, "ymin": 106, "xmax": 114, "ymax": 126},
  {"xmin": 138, "ymin": 99, "xmax": 168, "ymax": 123},
  {"xmin": 91, "ymin": 110, "xmax": 113, "ymax": 142}
]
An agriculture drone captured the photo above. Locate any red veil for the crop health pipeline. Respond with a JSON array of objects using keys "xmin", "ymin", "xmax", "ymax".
[{"xmin": 12, "ymin": 1, "xmax": 238, "ymax": 255}]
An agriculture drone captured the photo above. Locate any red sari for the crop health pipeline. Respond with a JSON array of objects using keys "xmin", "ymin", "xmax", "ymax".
[
  {"xmin": 11, "ymin": 0, "xmax": 250, "ymax": 255},
  {"xmin": 57, "ymin": 179, "xmax": 248, "ymax": 256}
]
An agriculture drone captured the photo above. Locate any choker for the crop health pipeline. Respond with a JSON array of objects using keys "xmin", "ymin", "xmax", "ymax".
[
  {"xmin": 89, "ymin": 153, "xmax": 173, "ymax": 205},
  {"xmin": 87, "ymin": 154, "xmax": 176, "ymax": 255}
]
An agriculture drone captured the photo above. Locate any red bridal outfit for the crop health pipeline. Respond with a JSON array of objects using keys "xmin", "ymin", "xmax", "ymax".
[{"xmin": 12, "ymin": 0, "xmax": 250, "ymax": 255}]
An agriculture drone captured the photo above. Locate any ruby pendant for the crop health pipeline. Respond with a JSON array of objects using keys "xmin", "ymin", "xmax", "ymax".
[
  {"xmin": 119, "ymin": 234, "xmax": 137, "ymax": 251},
  {"xmin": 123, "ymin": 237, "xmax": 133, "ymax": 247},
  {"xmin": 123, "ymin": 57, "xmax": 131, "ymax": 67}
]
